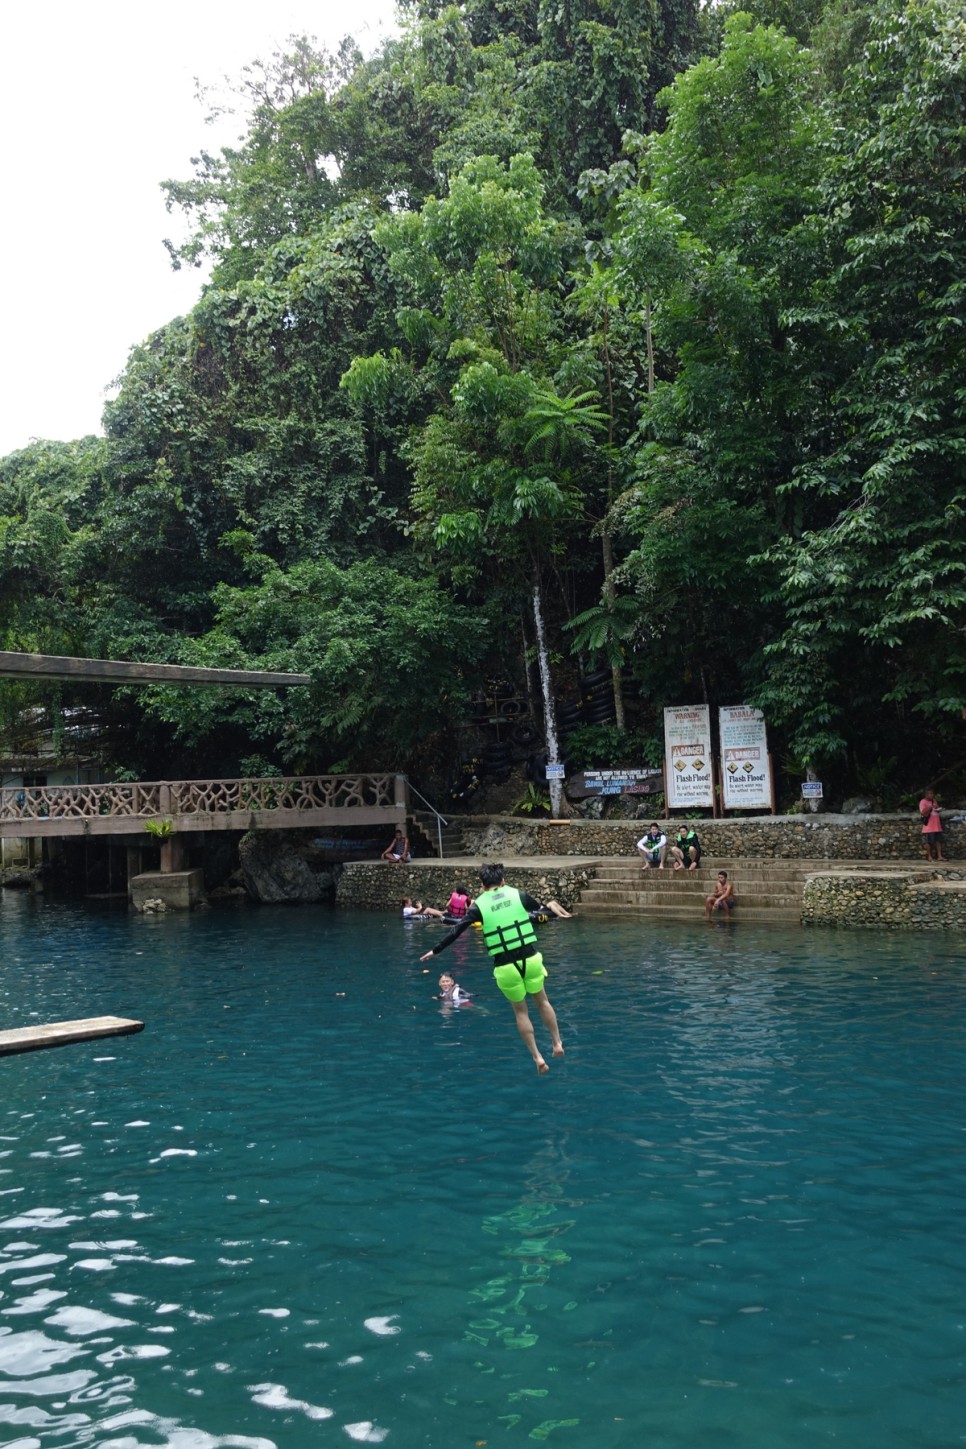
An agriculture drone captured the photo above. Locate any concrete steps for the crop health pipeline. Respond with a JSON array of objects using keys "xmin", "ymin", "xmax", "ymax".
[
  {"xmin": 410, "ymin": 811, "xmax": 472, "ymax": 859},
  {"xmin": 574, "ymin": 858, "xmax": 908, "ymax": 923}
]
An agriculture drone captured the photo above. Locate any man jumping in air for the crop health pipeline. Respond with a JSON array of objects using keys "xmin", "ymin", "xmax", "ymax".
[{"xmin": 420, "ymin": 863, "xmax": 565, "ymax": 1073}]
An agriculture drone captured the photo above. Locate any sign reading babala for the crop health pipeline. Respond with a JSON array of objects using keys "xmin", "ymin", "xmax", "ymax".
[{"xmin": 719, "ymin": 705, "xmax": 772, "ymax": 810}]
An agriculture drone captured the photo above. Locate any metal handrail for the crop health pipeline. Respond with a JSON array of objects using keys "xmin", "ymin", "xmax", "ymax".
[{"xmin": 406, "ymin": 778, "xmax": 449, "ymax": 859}]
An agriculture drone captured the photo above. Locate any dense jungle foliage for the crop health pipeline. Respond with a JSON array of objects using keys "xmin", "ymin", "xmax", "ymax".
[{"xmin": 1, "ymin": 0, "xmax": 964, "ymax": 807}]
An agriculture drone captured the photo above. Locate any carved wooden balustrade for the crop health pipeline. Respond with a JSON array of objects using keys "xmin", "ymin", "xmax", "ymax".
[{"xmin": 0, "ymin": 774, "xmax": 408, "ymax": 838}]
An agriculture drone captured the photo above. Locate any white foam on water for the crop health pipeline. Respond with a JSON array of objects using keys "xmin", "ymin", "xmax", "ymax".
[
  {"xmin": 344, "ymin": 1421, "xmax": 390, "ymax": 1442},
  {"xmin": 45, "ymin": 1304, "xmax": 135, "ymax": 1335},
  {"xmin": 249, "ymin": 1381, "xmax": 334, "ymax": 1420}
]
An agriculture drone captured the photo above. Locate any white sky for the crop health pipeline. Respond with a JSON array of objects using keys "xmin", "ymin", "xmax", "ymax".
[{"xmin": 0, "ymin": 0, "xmax": 398, "ymax": 458}]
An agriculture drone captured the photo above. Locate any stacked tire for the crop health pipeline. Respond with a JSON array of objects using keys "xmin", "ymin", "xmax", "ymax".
[
  {"xmin": 557, "ymin": 701, "xmax": 584, "ymax": 734},
  {"xmin": 511, "ymin": 721, "xmax": 541, "ymax": 748},
  {"xmin": 482, "ymin": 740, "xmax": 513, "ymax": 780},
  {"xmin": 581, "ymin": 668, "xmax": 616, "ymax": 725}
]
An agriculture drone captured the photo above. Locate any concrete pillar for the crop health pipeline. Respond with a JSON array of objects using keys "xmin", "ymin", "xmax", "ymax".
[
  {"xmin": 130, "ymin": 870, "xmax": 205, "ymax": 912},
  {"xmin": 159, "ymin": 835, "xmax": 185, "ymax": 873}
]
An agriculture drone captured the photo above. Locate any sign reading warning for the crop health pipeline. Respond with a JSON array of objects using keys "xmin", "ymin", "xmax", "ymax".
[
  {"xmin": 664, "ymin": 705, "xmax": 714, "ymax": 808},
  {"xmin": 719, "ymin": 705, "xmax": 772, "ymax": 810}
]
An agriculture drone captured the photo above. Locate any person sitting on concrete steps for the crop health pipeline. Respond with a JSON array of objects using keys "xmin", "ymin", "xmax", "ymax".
[
  {"xmin": 637, "ymin": 824, "xmax": 668, "ymax": 869},
  {"xmin": 671, "ymin": 827, "xmax": 702, "ymax": 872},
  {"xmin": 705, "ymin": 871, "xmax": 735, "ymax": 919}
]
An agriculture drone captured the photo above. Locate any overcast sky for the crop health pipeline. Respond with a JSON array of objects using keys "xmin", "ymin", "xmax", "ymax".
[{"xmin": 0, "ymin": 0, "xmax": 397, "ymax": 458}]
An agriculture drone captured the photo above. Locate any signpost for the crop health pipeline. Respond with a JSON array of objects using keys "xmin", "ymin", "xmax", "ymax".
[
  {"xmin": 664, "ymin": 706, "xmax": 714, "ymax": 810},
  {"xmin": 719, "ymin": 706, "xmax": 773, "ymax": 811},
  {"xmin": 568, "ymin": 768, "xmax": 663, "ymax": 798}
]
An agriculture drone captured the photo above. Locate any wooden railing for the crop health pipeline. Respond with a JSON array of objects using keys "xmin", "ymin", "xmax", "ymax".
[{"xmin": 0, "ymin": 773, "xmax": 408, "ymax": 837}]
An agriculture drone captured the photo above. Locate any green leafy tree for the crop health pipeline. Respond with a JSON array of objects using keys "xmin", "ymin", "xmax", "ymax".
[
  {"xmin": 136, "ymin": 556, "xmax": 486, "ymax": 771},
  {"xmin": 345, "ymin": 154, "xmax": 601, "ymax": 810},
  {"xmin": 758, "ymin": 0, "xmax": 966, "ymax": 764},
  {"xmin": 162, "ymin": 36, "xmax": 361, "ymax": 285}
]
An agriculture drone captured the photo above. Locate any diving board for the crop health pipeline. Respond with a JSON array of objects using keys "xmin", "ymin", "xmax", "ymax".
[{"xmin": 0, "ymin": 1016, "xmax": 145, "ymax": 1057}]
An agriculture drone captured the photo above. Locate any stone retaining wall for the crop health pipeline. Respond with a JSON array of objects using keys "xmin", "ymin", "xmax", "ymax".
[
  {"xmin": 452, "ymin": 814, "xmax": 966, "ymax": 861},
  {"xmin": 337, "ymin": 861, "xmax": 597, "ymax": 913},
  {"xmin": 803, "ymin": 869, "xmax": 966, "ymax": 930}
]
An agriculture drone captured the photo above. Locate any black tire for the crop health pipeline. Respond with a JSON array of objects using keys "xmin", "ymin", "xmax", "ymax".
[
  {"xmin": 512, "ymin": 722, "xmax": 541, "ymax": 747},
  {"xmin": 580, "ymin": 668, "xmax": 611, "ymax": 690},
  {"xmin": 526, "ymin": 751, "xmax": 548, "ymax": 784},
  {"xmin": 584, "ymin": 703, "xmax": 616, "ymax": 725}
]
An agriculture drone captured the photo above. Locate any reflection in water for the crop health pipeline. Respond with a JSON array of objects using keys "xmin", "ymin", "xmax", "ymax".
[{"xmin": 460, "ymin": 1137, "xmax": 580, "ymax": 1440}]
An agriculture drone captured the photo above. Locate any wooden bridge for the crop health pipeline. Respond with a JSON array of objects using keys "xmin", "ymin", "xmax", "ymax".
[{"xmin": 0, "ymin": 773, "xmax": 408, "ymax": 839}]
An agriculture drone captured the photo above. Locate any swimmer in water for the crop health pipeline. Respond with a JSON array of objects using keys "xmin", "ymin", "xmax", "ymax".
[
  {"xmin": 436, "ymin": 972, "xmax": 472, "ymax": 1004},
  {"xmin": 529, "ymin": 898, "xmax": 573, "ymax": 922},
  {"xmin": 401, "ymin": 897, "xmax": 445, "ymax": 919}
]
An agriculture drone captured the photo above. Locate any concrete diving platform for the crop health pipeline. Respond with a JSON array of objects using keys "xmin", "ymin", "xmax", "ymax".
[{"xmin": 0, "ymin": 1016, "xmax": 145, "ymax": 1057}]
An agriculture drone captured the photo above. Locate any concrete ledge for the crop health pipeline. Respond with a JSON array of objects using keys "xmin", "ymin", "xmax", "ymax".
[
  {"xmin": 130, "ymin": 869, "xmax": 205, "ymax": 912},
  {"xmin": 336, "ymin": 860, "xmax": 600, "ymax": 913},
  {"xmin": 803, "ymin": 868, "xmax": 966, "ymax": 930},
  {"xmin": 448, "ymin": 813, "xmax": 966, "ymax": 862}
]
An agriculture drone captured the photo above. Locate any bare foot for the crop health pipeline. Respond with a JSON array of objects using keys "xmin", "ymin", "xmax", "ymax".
[
  {"xmin": 673, "ymin": 862, "xmax": 683, "ymax": 871},
  {"xmin": 552, "ymin": 1042, "xmax": 565, "ymax": 1058},
  {"xmin": 536, "ymin": 1056, "xmax": 549, "ymax": 1074}
]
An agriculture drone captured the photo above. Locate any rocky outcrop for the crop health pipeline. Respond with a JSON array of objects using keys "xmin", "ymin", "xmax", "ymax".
[
  {"xmin": 238, "ymin": 830, "xmax": 337, "ymax": 903},
  {"xmin": 0, "ymin": 866, "xmax": 44, "ymax": 890}
]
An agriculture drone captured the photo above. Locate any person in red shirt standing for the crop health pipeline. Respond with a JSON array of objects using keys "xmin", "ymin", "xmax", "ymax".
[{"xmin": 919, "ymin": 789, "xmax": 945, "ymax": 862}]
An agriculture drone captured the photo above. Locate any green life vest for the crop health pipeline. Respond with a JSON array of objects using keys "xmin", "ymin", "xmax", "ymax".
[
  {"xmin": 475, "ymin": 885, "xmax": 538, "ymax": 967},
  {"xmin": 677, "ymin": 829, "xmax": 697, "ymax": 846}
]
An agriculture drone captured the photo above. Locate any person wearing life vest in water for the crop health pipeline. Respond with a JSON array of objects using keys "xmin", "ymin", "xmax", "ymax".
[{"xmin": 420, "ymin": 863, "xmax": 565, "ymax": 1074}]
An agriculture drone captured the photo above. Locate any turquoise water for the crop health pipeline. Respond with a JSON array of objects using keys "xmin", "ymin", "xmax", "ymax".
[{"xmin": 1, "ymin": 895, "xmax": 965, "ymax": 1449}]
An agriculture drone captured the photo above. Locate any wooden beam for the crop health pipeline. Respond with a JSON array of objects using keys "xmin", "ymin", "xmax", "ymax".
[
  {"xmin": 0, "ymin": 651, "xmax": 310, "ymax": 688},
  {"xmin": 0, "ymin": 1016, "xmax": 145, "ymax": 1057}
]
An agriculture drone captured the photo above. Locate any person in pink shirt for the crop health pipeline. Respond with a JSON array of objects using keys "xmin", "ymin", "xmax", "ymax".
[{"xmin": 919, "ymin": 789, "xmax": 944, "ymax": 862}]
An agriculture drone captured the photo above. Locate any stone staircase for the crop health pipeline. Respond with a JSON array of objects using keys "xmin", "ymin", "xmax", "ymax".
[
  {"xmin": 410, "ymin": 810, "xmax": 472, "ymax": 859},
  {"xmin": 574, "ymin": 858, "xmax": 910, "ymax": 924}
]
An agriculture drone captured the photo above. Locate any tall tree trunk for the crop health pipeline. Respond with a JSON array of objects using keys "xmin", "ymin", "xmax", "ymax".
[
  {"xmin": 599, "ymin": 296, "xmax": 626, "ymax": 731},
  {"xmin": 532, "ymin": 573, "xmax": 563, "ymax": 817},
  {"xmin": 602, "ymin": 530, "xmax": 626, "ymax": 731}
]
